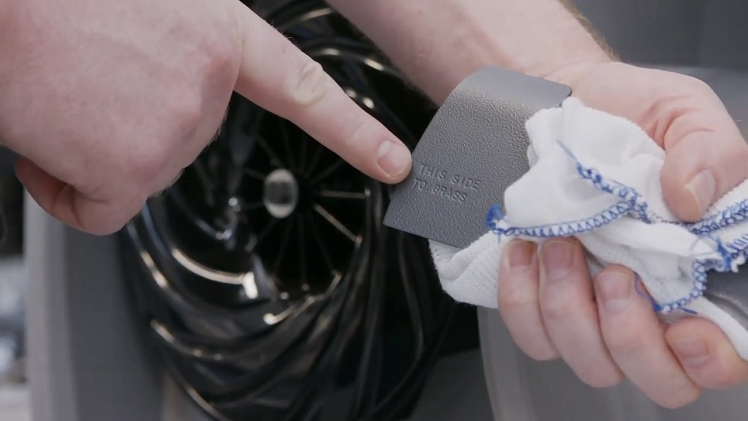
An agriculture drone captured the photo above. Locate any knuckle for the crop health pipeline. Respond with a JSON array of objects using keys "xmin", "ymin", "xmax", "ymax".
[
  {"xmin": 208, "ymin": 35, "xmax": 239, "ymax": 71},
  {"xmin": 577, "ymin": 366, "xmax": 623, "ymax": 389},
  {"xmin": 172, "ymin": 95, "xmax": 204, "ymax": 140},
  {"xmin": 603, "ymin": 322, "xmax": 645, "ymax": 355},
  {"xmin": 684, "ymin": 75, "xmax": 714, "ymax": 95},
  {"xmin": 521, "ymin": 344, "xmax": 558, "ymax": 362},
  {"xmin": 331, "ymin": 116, "xmax": 373, "ymax": 162},
  {"xmin": 498, "ymin": 285, "xmax": 536, "ymax": 313},
  {"xmin": 584, "ymin": 374, "xmax": 623, "ymax": 389},
  {"xmin": 132, "ymin": 140, "xmax": 173, "ymax": 186},
  {"xmin": 709, "ymin": 368, "xmax": 747, "ymax": 390},
  {"xmin": 656, "ymin": 383, "xmax": 700, "ymax": 409},
  {"xmin": 507, "ymin": 325, "xmax": 559, "ymax": 362},
  {"xmin": 541, "ymin": 298, "xmax": 576, "ymax": 321},
  {"xmin": 540, "ymin": 286, "xmax": 581, "ymax": 321},
  {"xmin": 285, "ymin": 59, "xmax": 330, "ymax": 107},
  {"xmin": 346, "ymin": 116, "xmax": 373, "ymax": 145},
  {"xmin": 205, "ymin": 40, "xmax": 240, "ymax": 93}
]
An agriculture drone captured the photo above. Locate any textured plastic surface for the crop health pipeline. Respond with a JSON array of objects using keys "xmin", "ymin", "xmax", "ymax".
[{"xmin": 383, "ymin": 66, "xmax": 571, "ymax": 248}]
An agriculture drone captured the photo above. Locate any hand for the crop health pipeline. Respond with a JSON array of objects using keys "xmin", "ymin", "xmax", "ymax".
[
  {"xmin": 498, "ymin": 62, "xmax": 748, "ymax": 408},
  {"xmin": 0, "ymin": 0, "xmax": 411, "ymax": 235}
]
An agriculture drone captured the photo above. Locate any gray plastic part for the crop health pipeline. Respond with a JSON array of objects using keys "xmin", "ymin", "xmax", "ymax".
[
  {"xmin": 383, "ymin": 66, "xmax": 571, "ymax": 249},
  {"xmin": 25, "ymin": 201, "xmax": 166, "ymax": 421}
]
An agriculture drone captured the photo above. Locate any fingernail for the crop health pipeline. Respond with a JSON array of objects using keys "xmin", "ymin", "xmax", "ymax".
[
  {"xmin": 672, "ymin": 337, "xmax": 710, "ymax": 367},
  {"xmin": 541, "ymin": 240, "xmax": 574, "ymax": 281},
  {"xmin": 506, "ymin": 241, "xmax": 535, "ymax": 270},
  {"xmin": 377, "ymin": 140, "xmax": 411, "ymax": 177},
  {"xmin": 597, "ymin": 269, "xmax": 632, "ymax": 313},
  {"xmin": 687, "ymin": 169, "xmax": 716, "ymax": 215}
]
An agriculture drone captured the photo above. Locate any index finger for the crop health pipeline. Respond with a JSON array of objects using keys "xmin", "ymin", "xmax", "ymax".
[{"xmin": 228, "ymin": 1, "xmax": 412, "ymax": 183}]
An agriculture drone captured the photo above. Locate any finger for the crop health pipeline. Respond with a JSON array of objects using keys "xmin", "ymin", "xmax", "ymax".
[
  {"xmin": 667, "ymin": 317, "xmax": 748, "ymax": 389},
  {"xmin": 660, "ymin": 108, "xmax": 748, "ymax": 222},
  {"xmin": 595, "ymin": 266, "xmax": 701, "ymax": 408},
  {"xmin": 16, "ymin": 157, "xmax": 139, "ymax": 234},
  {"xmin": 538, "ymin": 239, "xmax": 623, "ymax": 387},
  {"xmin": 229, "ymin": 1, "xmax": 411, "ymax": 183},
  {"xmin": 498, "ymin": 239, "xmax": 558, "ymax": 361}
]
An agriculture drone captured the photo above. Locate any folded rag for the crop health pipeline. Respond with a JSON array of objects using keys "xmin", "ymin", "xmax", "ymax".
[{"xmin": 430, "ymin": 97, "xmax": 748, "ymax": 359}]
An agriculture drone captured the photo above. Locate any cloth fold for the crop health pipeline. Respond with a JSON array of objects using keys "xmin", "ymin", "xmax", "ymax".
[{"xmin": 430, "ymin": 97, "xmax": 748, "ymax": 359}]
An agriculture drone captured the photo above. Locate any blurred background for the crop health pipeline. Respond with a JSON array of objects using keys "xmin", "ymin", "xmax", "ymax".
[
  {"xmin": 0, "ymin": 1, "xmax": 747, "ymax": 420},
  {"xmin": 0, "ymin": 148, "xmax": 27, "ymax": 420}
]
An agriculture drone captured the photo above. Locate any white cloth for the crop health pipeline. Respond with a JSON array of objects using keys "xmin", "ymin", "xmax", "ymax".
[{"xmin": 430, "ymin": 97, "xmax": 748, "ymax": 359}]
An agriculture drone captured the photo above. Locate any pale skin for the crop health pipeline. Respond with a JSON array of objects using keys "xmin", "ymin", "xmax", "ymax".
[{"xmin": 2, "ymin": 0, "xmax": 748, "ymax": 409}]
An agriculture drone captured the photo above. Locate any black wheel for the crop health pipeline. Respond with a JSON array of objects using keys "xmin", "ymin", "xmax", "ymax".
[{"xmin": 121, "ymin": 1, "xmax": 469, "ymax": 420}]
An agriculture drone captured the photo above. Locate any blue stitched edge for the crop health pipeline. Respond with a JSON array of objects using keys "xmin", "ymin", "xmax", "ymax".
[
  {"xmin": 486, "ymin": 139, "xmax": 745, "ymax": 314},
  {"xmin": 488, "ymin": 201, "xmax": 632, "ymax": 238}
]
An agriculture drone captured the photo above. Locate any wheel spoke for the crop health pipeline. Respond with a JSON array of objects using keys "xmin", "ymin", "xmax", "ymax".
[
  {"xmin": 313, "ymin": 204, "xmax": 357, "ymax": 243},
  {"xmin": 309, "ymin": 159, "xmax": 345, "ymax": 186},
  {"xmin": 271, "ymin": 218, "xmax": 295, "ymax": 276},
  {"xmin": 278, "ymin": 118, "xmax": 296, "ymax": 170},
  {"xmin": 245, "ymin": 219, "xmax": 279, "ymax": 253},
  {"xmin": 298, "ymin": 133, "xmax": 308, "ymax": 173},
  {"xmin": 244, "ymin": 168, "xmax": 266, "ymax": 180},
  {"xmin": 165, "ymin": 190, "xmax": 225, "ymax": 240},
  {"xmin": 241, "ymin": 105, "xmax": 265, "ymax": 140},
  {"xmin": 315, "ymin": 190, "xmax": 368, "ymax": 200},
  {"xmin": 192, "ymin": 159, "xmax": 217, "ymax": 206},
  {"xmin": 227, "ymin": 100, "xmax": 263, "ymax": 168},
  {"xmin": 303, "ymin": 141, "xmax": 325, "ymax": 177},
  {"xmin": 308, "ymin": 212, "xmax": 335, "ymax": 272},
  {"xmin": 297, "ymin": 214, "xmax": 307, "ymax": 289},
  {"xmin": 243, "ymin": 200, "xmax": 265, "ymax": 211},
  {"xmin": 256, "ymin": 135, "xmax": 285, "ymax": 168}
]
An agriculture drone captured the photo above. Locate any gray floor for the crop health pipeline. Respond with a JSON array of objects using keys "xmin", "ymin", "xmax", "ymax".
[{"xmin": 0, "ymin": 385, "xmax": 29, "ymax": 421}]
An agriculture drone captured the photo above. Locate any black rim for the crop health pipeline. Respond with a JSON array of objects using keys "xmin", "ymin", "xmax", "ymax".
[{"xmin": 121, "ymin": 2, "xmax": 454, "ymax": 420}]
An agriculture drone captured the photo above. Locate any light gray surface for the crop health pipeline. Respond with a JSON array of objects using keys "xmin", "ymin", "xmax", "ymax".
[
  {"xmin": 0, "ymin": 385, "xmax": 30, "ymax": 421},
  {"xmin": 26, "ymin": 199, "xmax": 164, "ymax": 421},
  {"xmin": 574, "ymin": 0, "xmax": 706, "ymax": 66},
  {"xmin": 574, "ymin": 0, "xmax": 748, "ymax": 69}
]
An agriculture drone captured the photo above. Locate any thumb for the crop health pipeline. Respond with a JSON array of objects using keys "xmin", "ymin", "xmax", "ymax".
[
  {"xmin": 660, "ymin": 125, "xmax": 748, "ymax": 222},
  {"xmin": 15, "ymin": 157, "xmax": 137, "ymax": 234}
]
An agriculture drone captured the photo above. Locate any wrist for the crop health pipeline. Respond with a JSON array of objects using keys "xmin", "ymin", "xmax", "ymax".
[
  {"xmin": 506, "ymin": 0, "xmax": 615, "ymax": 80},
  {"xmin": 327, "ymin": 0, "xmax": 613, "ymax": 104}
]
